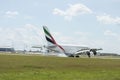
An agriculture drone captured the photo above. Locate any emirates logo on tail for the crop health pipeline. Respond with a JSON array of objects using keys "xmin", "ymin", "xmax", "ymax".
[{"xmin": 43, "ymin": 26, "xmax": 65, "ymax": 53}]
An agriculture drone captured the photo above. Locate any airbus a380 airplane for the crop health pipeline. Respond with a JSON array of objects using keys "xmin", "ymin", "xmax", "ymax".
[{"xmin": 43, "ymin": 26, "xmax": 102, "ymax": 58}]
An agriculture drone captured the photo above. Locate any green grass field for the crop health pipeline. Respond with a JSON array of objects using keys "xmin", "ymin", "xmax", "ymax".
[{"xmin": 0, "ymin": 54, "xmax": 120, "ymax": 80}]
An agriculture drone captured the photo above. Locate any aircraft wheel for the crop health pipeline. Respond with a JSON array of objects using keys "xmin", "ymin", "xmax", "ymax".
[{"xmin": 76, "ymin": 55, "xmax": 79, "ymax": 58}]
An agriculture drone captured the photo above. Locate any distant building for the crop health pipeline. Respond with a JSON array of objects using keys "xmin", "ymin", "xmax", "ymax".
[
  {"xmin": 0, "ymin": 47, "xmax": 15, "ymax": 52},
  {"xmin": 99, "ymin": 53, "xmax": 119, "ymax": 56}
]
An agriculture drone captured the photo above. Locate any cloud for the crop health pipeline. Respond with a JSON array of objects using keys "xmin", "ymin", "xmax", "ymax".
[
  {"xmin": 103, "ymin": 30, "xmax": 120, "ymax": 53},
  {"xmin": 24, "ymin": 15, "xmax": 34, "ymax": 20},
  {"xmin": 48, "ymin": 30, "xmax": 120, "ymax": 54},
  {"xmin": 0, "ymin": 28, "xmax": 2, "ymax": 32},
  {"xmin": 0, "ymin": 24, "xmax": 44, "ymax": 50},
  {"xmin": 74, "ymin": 31, "xmax": 90, "ymax": 36},
  {"xmin": 96, "ymin": 14, "xmax": 120, "ymax": 24},
  {"xmin": 1, "ymin": 25, "xmax": 119, "ymax": 53},
  {"xmin": 53, "ymin": 31, "xmax": 94, "ymax": 47},
  {"xmin": 104, "ymin": 30, "xmax": 120, "ymax": 43},
  {"xmin": 5, "ymin": 11, "xmax": 19, "ymax": 18},
  {"xmin": 53, "ymin": 3, "xmax": 92, "ymax": 20},
  {"xmin": 104, "ymin": 30, "xmax": 118, "ymax": 37}
]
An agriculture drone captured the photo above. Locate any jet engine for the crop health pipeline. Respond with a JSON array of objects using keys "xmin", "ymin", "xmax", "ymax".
[{"xmin": 90, "ymin": 49, "xmax": 97, "ymax": 55}]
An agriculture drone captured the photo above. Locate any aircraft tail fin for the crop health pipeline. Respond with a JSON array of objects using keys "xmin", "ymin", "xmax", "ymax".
[
  {"xmin": 43, "ymin": 26, "xmax": 65, "ymax": 53},
  {"xmin": 43, "ymin": 26, "xmax": 57, "ymax": 46}
]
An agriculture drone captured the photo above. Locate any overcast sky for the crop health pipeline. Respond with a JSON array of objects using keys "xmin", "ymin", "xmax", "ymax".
[{"xmin": 0, "ymin": 0, "xmax": 120, "ymax": 54}]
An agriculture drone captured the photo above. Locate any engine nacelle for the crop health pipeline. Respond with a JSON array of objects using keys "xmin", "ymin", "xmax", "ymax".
[
  {"xmin": 86, "ymin": 51, "xmax": 91, "ymax": 58},
  {"xmin": 68, "ymin": 54, "xmax": 79, "ymax": 58},
  {"xmin": 90, "ymin": 49, "xmax": 97, "ymax": 55}
]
